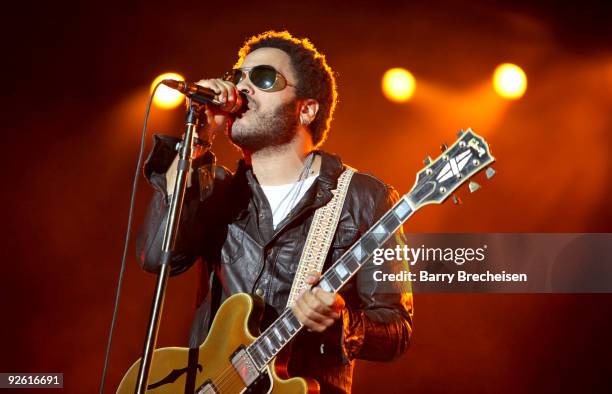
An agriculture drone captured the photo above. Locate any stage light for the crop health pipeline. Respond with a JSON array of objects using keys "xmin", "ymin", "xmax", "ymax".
[
  {"xmin": 382, "ymin": 68, "xmax": 416, "ymax": 102},
  {"xmin": 493, "ymin": 63, "xmax": 527, "ymax": 99},
  {"xmin": 150, "ymin": 72, "xmax": 185, "ymax": 109}
]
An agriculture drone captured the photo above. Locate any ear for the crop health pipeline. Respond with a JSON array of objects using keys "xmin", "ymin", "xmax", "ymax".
[{"xmin": 299, "ymin": 99, "xmax": 319, "ymax": 126}]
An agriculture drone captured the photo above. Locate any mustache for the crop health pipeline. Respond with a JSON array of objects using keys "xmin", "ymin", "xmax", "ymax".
[
  {"xmin": 245, "ymin": 96, "xmax": 257, "ymax": 110},
  {"xmin": 231, "ymin": 96, "xmax": 255, "ymax": 119}
]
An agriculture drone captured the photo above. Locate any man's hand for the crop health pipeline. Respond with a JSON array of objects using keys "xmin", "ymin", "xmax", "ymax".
[
  {"xmin": 195, "ymin": 78, "xmax": 243, "ymax": 138},
  {"xmin": 292, "ymin": 272, "xmax": 346, "ymax": 333},
  {"xmin": 165, "ymin": 78, "xmax": 243, "ymax": 194}
]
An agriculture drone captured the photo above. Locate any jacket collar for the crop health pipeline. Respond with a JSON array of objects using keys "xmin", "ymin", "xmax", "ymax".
[
  {"xmin": 233, "ymin": 150, "xmax": 346, "ymax": 241},
  {"xmin": 315, "ymin": 150, "xmax": 345, "ymax": 191},
  {"xmin": 236, "ymin": 150, "xmax": 345, "ymax": 194}
]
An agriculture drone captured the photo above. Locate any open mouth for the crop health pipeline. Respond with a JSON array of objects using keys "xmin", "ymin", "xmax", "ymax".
[{"xmin": 234, "ymin": 99, "xmax": 255, "ymax": 119}]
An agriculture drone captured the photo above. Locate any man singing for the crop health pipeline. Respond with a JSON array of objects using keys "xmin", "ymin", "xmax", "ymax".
[{"xmin": 137, "ymin": 31, "xmax": 413, "ymax": 393}]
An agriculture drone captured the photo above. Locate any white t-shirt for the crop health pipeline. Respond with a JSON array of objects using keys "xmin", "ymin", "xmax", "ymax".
[{"xmin": 261, "ymin": 175, "xmax": 318, "ymax": 229}]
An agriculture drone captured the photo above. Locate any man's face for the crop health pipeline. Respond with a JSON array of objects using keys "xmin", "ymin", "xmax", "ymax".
[{"xmin": 229, "ymin": 47, "xmax": 300, "ymax": 152}]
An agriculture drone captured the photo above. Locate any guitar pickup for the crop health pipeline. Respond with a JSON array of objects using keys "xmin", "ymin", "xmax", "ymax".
[{"xmin": 230, "ymin": 346, "xmax": 260, "ymax": 386}]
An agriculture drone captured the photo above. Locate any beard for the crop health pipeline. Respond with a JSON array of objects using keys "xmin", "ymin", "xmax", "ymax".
[{"xmin": 229, "ymin": 100, "xmax": 299, "ymax": 153}]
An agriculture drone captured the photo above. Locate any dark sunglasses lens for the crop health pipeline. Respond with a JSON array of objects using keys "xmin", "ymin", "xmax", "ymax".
[
  {"xmin": 230, "ymin": 69, "xmax": 244, "ymax": 84},
  {"xmin": 250, "ymin": 66, "xmax": 277, "ymax": 90}
]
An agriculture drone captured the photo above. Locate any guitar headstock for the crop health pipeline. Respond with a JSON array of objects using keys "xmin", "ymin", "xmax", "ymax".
[{"xmin": 408, "ymin": 128, "xmax": 495, "ymax": 208}]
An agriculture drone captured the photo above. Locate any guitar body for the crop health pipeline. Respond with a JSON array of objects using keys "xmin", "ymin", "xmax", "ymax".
[{"xmin": 117, "ymin": 293, "xmax": 318, "ymax": 394}]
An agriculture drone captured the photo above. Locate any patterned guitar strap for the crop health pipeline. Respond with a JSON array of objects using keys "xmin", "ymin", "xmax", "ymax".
[{"xmin": 286, "ymin": 166, "xmax": 356, "ymax": 307}]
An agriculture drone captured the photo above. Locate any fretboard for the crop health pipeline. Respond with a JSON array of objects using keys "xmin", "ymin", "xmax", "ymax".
[{"xmin": 246, "ymin": 195, "xmax": 415, "ymax": 371}]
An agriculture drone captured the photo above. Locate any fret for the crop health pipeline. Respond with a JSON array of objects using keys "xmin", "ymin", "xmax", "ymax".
[
  {"xmin": 371, "ymin": 223, "xmax": 388, "ymax": 241},
  {"xmin": 334, "ymin": 262, "xmax": 349, "ymax": 279},
  {"xmin": 286, "ymin": 313, "xmax": 301, "ymax": 332},
  {"xmin": 276, "ymin": 322, "xmax": 289, "ymax": 340},
  {"xmin": 393, "ymin": 199, "xmax": 412, "ymax": 220},
  {"xmin": 266, "ymin": 332, "xmax": 280, "ymax": 351},
  {"xmin": 343, "ymin": 255, "xmax": 360, "ymax": 271},
  {"xmin": 381, "ymin": 211, "xmax": 401, "ymax": 232},
  {"xmin": 352, "ymin": 244, "xmax": 364, "ymax": 262},
  {"xmin": 289, "ymin": 313, "xmax": 301, "ymax": 328},
  {"xmin": 258, "ymin": 341, "xmax": 272, "ymax": 360},
  {"xmin": 249, "ymin": 345, "xmax": 264, "ymax": 367},
  {"xmin": 325, "ymin": 270, "xmax": 342, "ymax": 290},
  {"xmin": 281, "ymin": 316, "xmax": 295, "ymax": 335},
  {"xmin": 271, "ymin": 326, "xmax": 284, "ymax": 343},
  {"xmin": 360, "ymin": 233, "xmax": 378, "ymax": 255},
  {"xmin": 319, "ymin": 277, "xmax": 332, "ymax": 292},
  {"xmin": 264, "ymin": 335, "xmax": 275, "ymax": 352}
]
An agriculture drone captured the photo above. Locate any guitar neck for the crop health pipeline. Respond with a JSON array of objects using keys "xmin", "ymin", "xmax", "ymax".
[{"xmin": 246, "ymin": 194, "xmax": 416, "ymax": 371}]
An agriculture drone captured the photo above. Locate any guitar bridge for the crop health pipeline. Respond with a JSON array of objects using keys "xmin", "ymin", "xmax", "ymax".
[{"xmin": 195, "ymin": 379, "xmax": 218, "ymax": 394}]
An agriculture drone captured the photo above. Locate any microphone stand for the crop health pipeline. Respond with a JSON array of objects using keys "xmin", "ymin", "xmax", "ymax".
[{"xmin": 134, "ymin": 98, "xmax": 204, "ymax": 393}]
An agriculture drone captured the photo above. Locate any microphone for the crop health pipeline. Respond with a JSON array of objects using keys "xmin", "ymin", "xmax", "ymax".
[{"xmin": 161, "ymin": 79, "xmax": 245, "ymax": 110}]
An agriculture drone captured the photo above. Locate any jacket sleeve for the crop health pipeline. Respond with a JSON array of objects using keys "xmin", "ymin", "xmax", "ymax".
[
  {"xmin": 135, "ymin": 134, "xmax": 229, "ymax": 276},
  {"xmin": 336, "ymin": 184, "xmax": 414, "ymax": 362}
]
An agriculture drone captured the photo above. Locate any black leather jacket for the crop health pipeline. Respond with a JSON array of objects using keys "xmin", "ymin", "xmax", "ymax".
[{"xmin": 136, "ymin": 135, "xmax": 413, "ymax": 393}]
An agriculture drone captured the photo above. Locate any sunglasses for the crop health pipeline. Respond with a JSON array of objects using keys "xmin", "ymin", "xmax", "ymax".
[{"xmin": 224, "ymin": 65, "xmax": 294, "ymax": 92}]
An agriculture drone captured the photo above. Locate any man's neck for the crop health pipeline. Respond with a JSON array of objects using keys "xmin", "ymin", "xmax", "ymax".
[{"xmin": 248, "ymin": 128, "xmax": 320, "ymax": 186}]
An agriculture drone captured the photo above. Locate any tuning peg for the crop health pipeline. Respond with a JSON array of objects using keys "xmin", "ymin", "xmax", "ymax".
[
  {"xmin": 423, "ymin": 156, "xmax": 432, "ymax": 165},
  {"xmin": 452, "ymin": 194, "xmax": 462, "ymax": 205},
  {"xmin": 486, "ymin": 167, "xmax": 496, "ymax": 179},
  {"xmin": 440, "ymin": 143, "xmax": 448, "ymax": 152},
  {"xmin": 457, "ymin": 129, "xmax": 464, "ymax": 137},
  {"xmin": 468, "ymin": 181, "xmax": 481, "ymax": 193}
]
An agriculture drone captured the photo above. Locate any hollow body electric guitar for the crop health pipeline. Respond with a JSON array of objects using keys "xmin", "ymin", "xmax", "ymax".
[{"xmin": 118, "ymin": 129, "xmax": 495, "ymax": 393}]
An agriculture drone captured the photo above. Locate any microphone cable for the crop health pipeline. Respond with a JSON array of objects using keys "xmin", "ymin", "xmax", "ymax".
[{"xmin": 98, "ymin": 82, "xmax": 163, "ymax": 393}]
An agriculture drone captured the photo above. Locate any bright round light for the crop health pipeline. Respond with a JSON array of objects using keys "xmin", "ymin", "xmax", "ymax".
[
  {"xmin": 382, "ymin": 68, "xmax": 416, "ymax": 102},
  {"xmin": 150, "ymin": 72, "xmax": 185, "ymax": 109},
  {"xmin": 493, "ymin": 63, "xmax": 527, "ymax": 99}
]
